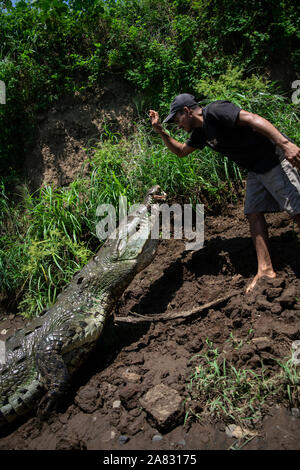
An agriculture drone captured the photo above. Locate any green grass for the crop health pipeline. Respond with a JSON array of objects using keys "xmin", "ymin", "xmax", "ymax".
[{"xmin": 185, "ymin": 339, "xmax": 300, "ymax": 429}]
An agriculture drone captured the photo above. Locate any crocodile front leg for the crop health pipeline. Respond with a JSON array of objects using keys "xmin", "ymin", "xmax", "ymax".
[{"xmin": 35, "ymin": 331, "xmax": 71, "ymax": 418}]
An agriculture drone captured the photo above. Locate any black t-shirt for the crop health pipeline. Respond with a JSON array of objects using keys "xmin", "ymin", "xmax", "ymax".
[{"xmin": 185, "ymin": 100, "xmax": 287, "ymax": 173}]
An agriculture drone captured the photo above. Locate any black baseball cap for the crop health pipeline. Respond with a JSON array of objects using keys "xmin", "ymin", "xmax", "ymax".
[{"xmin": 163, "ymin": 93, "xmax": 198, "ymax": 123}]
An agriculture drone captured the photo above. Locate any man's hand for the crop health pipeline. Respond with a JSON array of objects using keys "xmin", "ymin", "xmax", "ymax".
[
  {"xmin": 149, "ymin": 109, "xmax": 163, "ymax": 134},
  {"xmin": 282, "ymin": 141, "xmax": 300, "ymax": 169},
  {"xmin": 148, "ymin": 109, "xmax": 195, "ymax": 158}
]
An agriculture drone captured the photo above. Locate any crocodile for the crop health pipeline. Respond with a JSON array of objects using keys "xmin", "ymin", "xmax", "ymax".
[{"xmin": 0, "ymin": 185, "xmax": 165, "ymax": 429}]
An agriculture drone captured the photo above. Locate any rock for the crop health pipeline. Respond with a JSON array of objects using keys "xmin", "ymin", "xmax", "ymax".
[
  {"xmin": 119, "ymin": 435, "xmax": 129, "ymax": 445},
  {"xmin": 152, "ymin": 434, "xmax": 163, "ymax": 442},
  {"xmin": 112, "ymin": 400, "xmax": 121, "ymax": 409},
  {"xmin": 177, "ymin": 439, "xmax": 186, "ymax": 446},
  {"xmin": 139, "ymin": 384, "xmax": 183, "ymax": 432},
  {"xmin": 225, "ymin": 424, "xmax": 237, "ymax": 437},
  {"xmin": 291, "ymin": 408, "xmax": 300, "ymax": 418},
  {"xmin": 225, "ymin": 424, "xmax": 257, "ymax": 439}
]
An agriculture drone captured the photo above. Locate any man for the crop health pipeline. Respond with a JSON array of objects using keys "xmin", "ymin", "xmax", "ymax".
[{"xmin": 149, "ymin": 93, "xmax": 300, "ymax": 293}]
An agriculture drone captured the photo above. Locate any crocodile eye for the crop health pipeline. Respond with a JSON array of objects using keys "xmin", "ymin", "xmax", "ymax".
[{"xmin": 77, "ymin": 277, "xmax": 84, "ymax": 285}]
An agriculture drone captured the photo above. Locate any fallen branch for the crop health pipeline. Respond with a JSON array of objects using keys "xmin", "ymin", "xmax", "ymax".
[{"xmin": 114, "ymin": 290, "xmax": 242, "ymax": 324}]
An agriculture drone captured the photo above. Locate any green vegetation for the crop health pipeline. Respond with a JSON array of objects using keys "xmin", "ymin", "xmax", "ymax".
[{"xmin": 185, "ymin": 339, "xmax": 300, "ymax": 428}]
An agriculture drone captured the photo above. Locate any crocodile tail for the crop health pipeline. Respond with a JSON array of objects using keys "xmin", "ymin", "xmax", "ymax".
[
  {"xmin": 0, "ymin": 353, "xmax": 44, "ymax": 429},
  {"xmin": 0, "ymin": 378, "xmax": 44, "ymax": 429}
]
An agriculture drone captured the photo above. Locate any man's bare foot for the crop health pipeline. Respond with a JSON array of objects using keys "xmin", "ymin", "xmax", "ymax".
[{"xmin": 246, "ymin": 271, "xmax": 276, "ymax": 294}]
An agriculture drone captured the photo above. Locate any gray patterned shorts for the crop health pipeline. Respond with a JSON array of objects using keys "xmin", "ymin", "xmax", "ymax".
[{"xmin": 244, "ymin": 152, "xmax": 300, "ymax": 216}]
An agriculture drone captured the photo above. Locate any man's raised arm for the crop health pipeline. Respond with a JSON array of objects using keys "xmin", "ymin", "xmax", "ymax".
[{"xmin": 149, "ymin": 109, "xmax": 195, "ymax": 158}]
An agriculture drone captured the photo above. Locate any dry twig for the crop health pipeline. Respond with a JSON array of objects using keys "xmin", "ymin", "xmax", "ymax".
[{"xmin": 114, "ymin": 290, "xmax": 241, "ymax": 324}]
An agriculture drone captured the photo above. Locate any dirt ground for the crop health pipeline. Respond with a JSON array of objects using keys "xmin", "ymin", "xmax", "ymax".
[{"xmin": 0, "ymin": 203, "xmax": 299, "ymax": 451}]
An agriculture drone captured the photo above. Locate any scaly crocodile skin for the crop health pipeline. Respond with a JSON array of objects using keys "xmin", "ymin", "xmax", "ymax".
[{"xmin": 0, "ymin": 185, "xmax": 164, "ymax": 428}]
